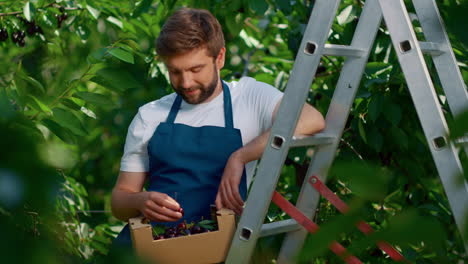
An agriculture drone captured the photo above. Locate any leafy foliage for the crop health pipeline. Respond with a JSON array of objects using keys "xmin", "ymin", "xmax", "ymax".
[{"xmin": 0, "ymin": 0, "xmax": 467, "ymax": 263}]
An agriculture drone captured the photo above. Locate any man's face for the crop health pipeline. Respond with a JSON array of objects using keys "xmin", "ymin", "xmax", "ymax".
[{"xmin": 164, "ymin": 47, "xmax": 225, "ymax": 104}]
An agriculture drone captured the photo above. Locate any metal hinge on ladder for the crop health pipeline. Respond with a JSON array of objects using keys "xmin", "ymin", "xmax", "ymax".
[{"xmin": 225, "ymin": 0, "xmax": 468, "ymax": 263}]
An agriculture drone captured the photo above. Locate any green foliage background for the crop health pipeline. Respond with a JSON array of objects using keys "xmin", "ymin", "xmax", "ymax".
[{"xmin": 0, "ymin": 0, "xmax": 467, "ymax": 263}]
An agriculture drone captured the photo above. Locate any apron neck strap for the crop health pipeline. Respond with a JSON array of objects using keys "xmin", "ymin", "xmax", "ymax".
[{"xmin": 166, "ymin": 80, "xmax": 234, "ymax": 129}]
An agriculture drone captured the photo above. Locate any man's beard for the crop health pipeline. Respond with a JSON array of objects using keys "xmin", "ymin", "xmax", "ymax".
[{"xmin": 173, "ymin": 65, "xmax": 219, "ymax": 104}]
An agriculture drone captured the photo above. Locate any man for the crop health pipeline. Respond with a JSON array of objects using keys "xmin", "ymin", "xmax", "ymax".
[{"xmin": 110, "ymin": 8, "xmax": 325, "ymax": 245}]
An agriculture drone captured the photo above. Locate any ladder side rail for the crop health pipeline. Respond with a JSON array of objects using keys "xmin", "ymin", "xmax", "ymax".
[
  {"xmin": 412, "ymin": 0, "xmax": 468, "ymax": 156},
  {"xmin": 225, "ymin": 0, "xmax": 343, "ymax": 263},
  {"xmin": 278, "ymin": 0, "xmax": 384, "ymax": 262},
  {"xmin": 378, "ymin": 0, "xmax": 468, "ymax": 253}
]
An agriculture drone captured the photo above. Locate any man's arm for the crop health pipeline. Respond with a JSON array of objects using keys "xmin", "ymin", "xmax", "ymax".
[
  {"xmin": 215, "ymin": 100, "xmax": 326, "ymax": 214},
  {"xmin": 111, "ymin": 171, "xmax": 182, "ymax": 222}
]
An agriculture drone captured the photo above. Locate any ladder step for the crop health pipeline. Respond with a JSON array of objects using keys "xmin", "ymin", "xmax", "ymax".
[
  {"xmin": 290, "ymin": 133, "xmax": 335, "ymax": 148},
  {"xmin": 323, "ymin": 44, "xmax": 366, "ymax": 57},
  {"xmin": 455, "ymin": 135, "xmax": 468, "ymax": 146},
  {"xmin": 260, "ymin": 219, "xmax": 302, "ymax": 237},
  {"xmin": 419, "ymin": 41, "xmax": 444, "ymax": 56}
]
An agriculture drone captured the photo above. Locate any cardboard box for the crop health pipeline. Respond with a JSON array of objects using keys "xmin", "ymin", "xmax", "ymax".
[{"xmin": 129, "ymin": 208, "xmax": 236, "ymax": 264}]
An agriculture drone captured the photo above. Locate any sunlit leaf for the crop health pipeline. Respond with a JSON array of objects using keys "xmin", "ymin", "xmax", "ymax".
[
  {"xmin": 107, "ymin": 16, "xmax": 123, "ymax": 29},
  {"xmin": 337, "ymin": 5, "xmax": 356, "ymax": 25},
  {"xmin": 28, "ymin": 95, "xmax": 52, "ymax": 114},
  {"xmin": 86, "ymin": 4, "xmax": 101, "ymax": 19},
  {"xmin": 23, "ymin": 2, "xmax": 36, "ymax": 22}
]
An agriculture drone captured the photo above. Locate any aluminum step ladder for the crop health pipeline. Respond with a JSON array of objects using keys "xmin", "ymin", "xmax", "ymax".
[{"xmin": 225, "ymin": 0, "xmax": 468, "ymax": 263}]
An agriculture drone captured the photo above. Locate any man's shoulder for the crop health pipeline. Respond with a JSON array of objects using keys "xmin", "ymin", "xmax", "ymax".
[
  {"xmin": 229, "ymin": 76, "xmax": 280, "ymax": 96},
  {"xmin": 137, "ymin": 93, "xmax": 177, "ymax": 121}
]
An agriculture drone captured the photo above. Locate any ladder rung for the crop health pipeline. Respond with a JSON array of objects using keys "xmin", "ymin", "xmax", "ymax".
[
  {"xmin": 419, "ymin": 41, "xmax": 444, "ymax": 56},
  {"xmin": 260, "ymin": 219, "xmax": 301, "ymax": 237},
  {"xmin": 323, "ymin": 44, "xmax": 366, "ymax": 57},
  {"xmin": 290, "ymin": 133, "xmax": 335, "ymax": 147},
  {"xmin": 455, "ymin": 135, "xmax": 468, "ymax": 146}
]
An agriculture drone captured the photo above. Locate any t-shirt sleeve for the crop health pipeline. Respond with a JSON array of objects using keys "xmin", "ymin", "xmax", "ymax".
[
  {"xmin": 120, "ymin": 110, "xmax": 150, "ymax": 172},
  {"xmin": 243, "ymin": 78, "xmax": 283, "ymax": 132}
]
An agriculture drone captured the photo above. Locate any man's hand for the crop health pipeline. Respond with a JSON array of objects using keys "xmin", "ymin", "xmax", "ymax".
[
  {"xmin": 139, "ymin": 191, "xmax": 183, "ymax": 222},
  {"xmin": 215, "ymin": 152, "xmax": 245, "ymax": 215}
]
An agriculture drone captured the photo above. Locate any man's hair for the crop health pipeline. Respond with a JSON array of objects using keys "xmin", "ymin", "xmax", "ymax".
[{"xmin": 156, "ymin": 8, "xmax": 225, "ymax": 59}]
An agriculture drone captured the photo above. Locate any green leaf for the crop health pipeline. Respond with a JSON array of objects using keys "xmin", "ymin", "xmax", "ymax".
[
  {"xmin": 368, "ymin": 95, "xmax": 383, "ymax": 122},
  {"xmin": 358, "ymin": 118, "xmax": 367, "ymax": 143},
  {"xmin": 249, "ymin": 0, "xmax": 269, "ymax": 15},
  {"xmin": 365, "ymin": 62, "xmax": 392, "ymax": 77},
  {"xmin": 60, "ymin": 98, "xmax": 82, "ymax": 111},
  {"xmin": 76, "ymin": 25, "xmax": 90, "ymax": 41},
  {"xmin": 390, "ymin": 126, "xmax": 408, "ymax": 150},
  {"xmin": 276, "ymin": 0, "xmax": 292, "ymax": 15},
  {"xmin": 42, "ymin": 119, "xmax": 77, "ymax": 144},
  {"xmin": 450, "ymin": 109, "xmax": 468, "ymax": 139},
  {"xmin": 52, "ymin": 108, "xmax": 87, "ymax": 136},
  {"xmin": 91, "ymin": 68, "xmax": 142, "ymax": 92},
  {"xmin": 86, "ymin": 4, "xmax": 101, "ymax": 19},
  {"xmin": 18, "ymin": 75, "xmax": 45, "ymax": 93},
  {"xmin": 368, "ymin": 127, "xmax": 383, "ymax": 152},
  {"xmin": 383, "ymin": 102, "xmax": 402, "ymax": 126},
  {"xmin": 133, "ymin": 0, "xmax": 153, "ymax": 18},
  {"xmin": 73, "ymin": 91, "xmax": 114, "ymax": 106},
  {"xmin": 225, "ymin": 14, "xmax": 244, "ymax": 37},
  {"xmin": 23, "ymin": 2, "xmax": 36, "ymax": 22},
  {"xmin": 108, "ymin": 47, "xmax": 135, "ymax": 64},
  {"xmin": 87, "ymin": 48, "xmax": 108, "ymax": 64},
  {"xmin": 28, "ymin": 95, "xmax": 52, "ymax": 114}
]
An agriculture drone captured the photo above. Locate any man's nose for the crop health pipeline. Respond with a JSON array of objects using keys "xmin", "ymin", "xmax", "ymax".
[{"xmin": 180, "ymin": 72, "xmax": 195, "ymax": 89}]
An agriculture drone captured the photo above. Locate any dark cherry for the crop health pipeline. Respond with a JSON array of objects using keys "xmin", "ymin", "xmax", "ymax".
[
  {"xmin": 0, "ymin": 29, "xmax": 8, "ymax": 41},
  {"xmin": 18, "ymin": 38, "xmax": 25, "ymax": 47},
  {"xmin": 177, "ymin": 222, "xmax": 186, "ymax": 230},
  {"xmin": 153, "ymin": 234, "xmax": 164, "ymax": 240},
  {"xmin": 164, "ymin": 233, "xmax": 176, "ymax": 239},
  {"xmin": 178, "ymin": 208, "xmax": 184, "ymax": 216},
  {"xmin": 34, "ymin": 25, "xmax": 43, "ymax": 34},
  {"xmin": 27, "ymin": 25, "xmax": 36, "ymax": 36},
  {"xmin": 165, "ymin": 227, "xmax": 176, "ymax": 235},
  {"xmin": 191, "ymin": 226, "xmax": 202, "ymax": 234}
]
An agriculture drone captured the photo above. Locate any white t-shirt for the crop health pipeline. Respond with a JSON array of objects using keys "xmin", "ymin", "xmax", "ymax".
[{"xmin": 120, "ymin": 76, "xmax": 283, "ymax": 187}]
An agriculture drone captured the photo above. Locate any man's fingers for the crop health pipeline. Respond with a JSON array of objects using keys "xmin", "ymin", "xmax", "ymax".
[
  {"xmin": 229, "ymin": 180, "xmax": 244, "ymax": 209},
  {"xmin": 215, "ymin": 193, "xmax": 223, "ymax": 210},
  {"xmin": 143, "ymin": 200, "xmax": 182, "ymax": 219},
  {"xmin": 151, "ymin": 192, "xmax": 180, "ymax": 211},
  {"xmin": 220, "ymin": 183, "xmax": 235, "ymax": 210},
  {"xmin": 145, "ymin": 210, "xmax": 180, "ymax": 222}
]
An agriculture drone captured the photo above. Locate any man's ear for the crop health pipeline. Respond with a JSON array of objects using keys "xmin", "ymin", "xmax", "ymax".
[{"xmin": 216, "ymin": 47, "xmax": 226, "ymax": 69}]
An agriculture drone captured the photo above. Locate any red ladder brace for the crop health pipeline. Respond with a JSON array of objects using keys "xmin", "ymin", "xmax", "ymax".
[
  {"xmin": 272, "ymin": 191, "xmax": 363, "ymax": 264},
  {"xmin": 308, "ymin": 175, "xmax": 408, "ymax": 262}
]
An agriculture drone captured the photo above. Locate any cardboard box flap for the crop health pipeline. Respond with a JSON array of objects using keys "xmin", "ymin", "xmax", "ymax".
[
  {"xmin": 129, "ymin": 216, "xmax": 151, "ymax": 230},
  {"xmin": 216, "ymin": 208, "xmax": 235, "ymax": 216}
]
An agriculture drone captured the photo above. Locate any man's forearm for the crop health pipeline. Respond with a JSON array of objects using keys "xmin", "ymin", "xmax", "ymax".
[
  {"xmin": 234, "ymin": 103, "xmax": 325, "ymax": 164},
  {"xmin": 111, "ymin": 189, "xmax": 146, "ymax": 221}
]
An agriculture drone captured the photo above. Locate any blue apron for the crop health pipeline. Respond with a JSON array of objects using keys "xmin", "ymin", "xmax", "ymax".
[{"xmin": 112, "ymin": 81, "xmax": 247, "ymax": 247}]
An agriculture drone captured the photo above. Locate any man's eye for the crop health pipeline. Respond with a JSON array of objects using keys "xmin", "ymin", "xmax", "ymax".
[{"xmin": 192, "ymin": 67, "xmax": 201, "ymax": 73}]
